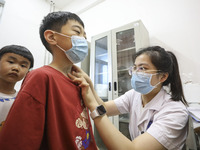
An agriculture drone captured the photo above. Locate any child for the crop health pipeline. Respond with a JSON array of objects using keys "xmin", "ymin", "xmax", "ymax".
[
  {"xmin": 0, "ymin": 11, "xmax": 97, "ymax": 150},
  {"xmin": 0, "ymin": 44, "xmax": 34, "ymax": 131}
]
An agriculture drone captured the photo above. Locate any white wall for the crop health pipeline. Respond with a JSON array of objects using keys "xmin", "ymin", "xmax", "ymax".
[
  {"xmin": 0, "ymin": 0, "xmax": 199, "ymax": 91},
  {"xmin": 0, "ymin": 0, "xmax": 50, "ymax": 90},
  {"xmin": 63, "ymin": 0, "xmax": 200, "ymax": 84}
]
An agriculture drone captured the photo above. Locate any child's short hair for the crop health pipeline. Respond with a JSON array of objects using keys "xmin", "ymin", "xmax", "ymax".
[
  {"xmin": 0, "ymin": 45, "xmax": 34, "ymax": 68},
  {"xmin": 39, "ymin": 11, "xmax": 84, "ymax": 53}
]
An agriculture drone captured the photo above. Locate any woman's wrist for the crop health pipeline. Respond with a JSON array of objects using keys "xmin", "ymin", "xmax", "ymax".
[{"xmin": 88, "ymin": 101, "xmax": 99, "ymax": 112}]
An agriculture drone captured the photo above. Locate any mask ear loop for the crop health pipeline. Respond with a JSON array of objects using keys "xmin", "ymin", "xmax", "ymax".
[
  {"xmin": 53, "ymin": 31, "xmax": 71, "ymax": 38},
  {"xmin": 151, "ymin": 72, "xmax": 162, "ymax": 88},
  {"xmin": 55, "ymin": 44, "xmax": 75, "ymax": 63},
  {"xmin": 153, "ymin": 81, "xmax": 161, "ymax": 88},
  {"xmin": 153, "ymin": 72, "xmax": 165, "ymax": 88},
  {"xmin": 56, "ymin": 44, "xmax": 66, "ymax": 52},
  {"xmin": 54, "ymin": 31, "xmax": 73, "ymax": 53}
]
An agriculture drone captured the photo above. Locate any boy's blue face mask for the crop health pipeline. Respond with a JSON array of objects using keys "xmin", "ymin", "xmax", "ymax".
[
  {"xmin": 55, "ymin": 32, "xmax": 88, "ymax": 64},
  {"xmin": 131, "ymin": 72, "xmax": 160, "ymax": 95}
]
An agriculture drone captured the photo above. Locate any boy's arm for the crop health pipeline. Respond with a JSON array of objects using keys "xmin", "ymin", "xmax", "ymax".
[{"xmin": 71, "ymin": 65, "xmax": 120, "ymax": 116}]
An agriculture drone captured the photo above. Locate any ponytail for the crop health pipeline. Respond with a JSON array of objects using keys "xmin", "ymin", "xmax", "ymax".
[{"xmin": 165, "ymin": 51, "xmax": 188, "ymax": 106}]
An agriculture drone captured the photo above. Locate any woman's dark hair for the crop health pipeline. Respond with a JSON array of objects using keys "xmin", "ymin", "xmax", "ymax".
[
  {"xmin": 39, "ymin": 11, "xmax": 84, "ymax": 53},
  {"xmin": 133, "ymin": 46, "xmax": 187, "ymax": 106},
  {"xmin": 0, "ymin": 45, "xmax": 34, "ymax": 69}
]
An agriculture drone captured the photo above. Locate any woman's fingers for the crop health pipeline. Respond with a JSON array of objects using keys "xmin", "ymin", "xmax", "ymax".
[
  {"xmin": 68, "ymin": 73, "xmax": 89, "ymax": 87},
  {"xmin": 72, "ymin": 71, "xmax": 81, "ymax": 77},
  {"xmin": 71, "ymin": 65, "xmax": 82, "ymax": 73}
]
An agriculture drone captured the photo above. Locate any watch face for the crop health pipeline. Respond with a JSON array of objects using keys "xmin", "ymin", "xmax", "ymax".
[{"xmin": 97, "ymin": 105, "xmax": 106, "ymax": 115}]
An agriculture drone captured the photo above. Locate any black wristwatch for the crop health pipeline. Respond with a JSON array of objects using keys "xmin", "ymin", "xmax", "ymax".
[{"xmin": 90, "ymin": 105, "xmax": 106, "ymax": 120}]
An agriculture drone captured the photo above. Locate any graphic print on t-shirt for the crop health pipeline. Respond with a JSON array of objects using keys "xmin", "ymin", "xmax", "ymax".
[{"xmin": 75, "ymin": 100, "xmax": 92, "ymax": 149}]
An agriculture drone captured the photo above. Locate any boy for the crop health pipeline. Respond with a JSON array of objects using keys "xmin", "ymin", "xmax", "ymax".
[
  {"xmin": 0, "ymin": 45, "xmax": 34, "ymax": 131},
  {"xmin": 0, "ymin": 11, "xmax": 97, "ymax": 150}
]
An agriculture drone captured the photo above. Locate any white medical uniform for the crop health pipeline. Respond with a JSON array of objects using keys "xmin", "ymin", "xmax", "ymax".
[{"xmin": 114, "ymin": 88, "xmax": 188, "ymax": 150}]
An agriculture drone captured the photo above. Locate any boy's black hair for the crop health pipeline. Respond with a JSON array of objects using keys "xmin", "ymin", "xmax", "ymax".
[
  {"xmin": 39, "ymin": 11, "xmax": 84, "ymax": 53},
  {"xmin": 0, "ymin": 45, "xmax": 34, "ymax": 69}
]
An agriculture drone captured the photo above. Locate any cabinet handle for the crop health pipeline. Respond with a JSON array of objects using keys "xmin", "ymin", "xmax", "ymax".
[
  {"xmin": 109, "ymin": 82, "xmax": 111, "ymax": 91},
  {"xmin": 114, "ymin": 82, "xmax": 117, "ymax": 91}
]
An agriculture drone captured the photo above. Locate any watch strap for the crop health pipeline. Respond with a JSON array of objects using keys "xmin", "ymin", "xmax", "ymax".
[
  {"xmin": 90, "ymin": 105, "xmax": 106, "ymax": 120},
  {"xmin": 90, "ymin": 109, "xmax": 99, "ymax": 120}
]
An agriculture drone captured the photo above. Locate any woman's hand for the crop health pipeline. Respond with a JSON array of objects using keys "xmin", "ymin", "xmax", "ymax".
[
  {"xmin": 68, "ymin": 72, "xmax": 98, "ymax": 111},
  {"xmin": 71, "ymin": 65, "xmax": 96, "ymax": 99},
  {"xmin": 71, "ymin": 65, "xmax": 92, "ymax": 84}
]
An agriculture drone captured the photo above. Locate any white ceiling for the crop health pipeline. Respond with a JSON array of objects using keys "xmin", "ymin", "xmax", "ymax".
[
  {"xmin": 46, "ymin": 0, "xmax": 74, "ymax": 9},
  {"xmin": 46, "ymin": 0, "xmax": 105, "ymax": 14}
]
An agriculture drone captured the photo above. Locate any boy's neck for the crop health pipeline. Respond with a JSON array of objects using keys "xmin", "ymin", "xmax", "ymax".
[
  {"xmin": 48, "ymin": 49, "xmax": 73, "ymax": 76},
  {"xmin": 48, "ymin": 62, "xmax": 72, "ymax": 77},
  {"xmin": 0, "ymin": 82, "xmax": 16, "ymax": 94}
]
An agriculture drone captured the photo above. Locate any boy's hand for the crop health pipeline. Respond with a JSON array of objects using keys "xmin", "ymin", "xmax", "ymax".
[{"xmin": 68, "ymin": 72, "xmax": 98, "ymax": 110}]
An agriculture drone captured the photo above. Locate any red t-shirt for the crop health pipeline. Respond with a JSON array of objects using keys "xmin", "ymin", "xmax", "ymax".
[{"xmin": 0, "ymin": 66, "xmax": 97, "ymax": 150}]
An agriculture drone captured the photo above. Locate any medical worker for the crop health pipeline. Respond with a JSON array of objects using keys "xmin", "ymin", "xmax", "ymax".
[{"xmin": 69, "ymin": 46, "xmax": 188, "ymax": 150}]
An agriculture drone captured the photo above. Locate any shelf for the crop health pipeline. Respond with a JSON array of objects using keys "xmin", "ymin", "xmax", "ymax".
[
  {"xmin": 117, "ymin": 47, "xmax": 136, "ymax": 53},
  {"xmin": 119, "ymin": 117, "xmax": 129, "ymax": 123},
  {"xmin": 96, "ymin": 72, "xmax": 108, "ymax": 75},
  {"xmin": 117, "ymin": 68, "xmax": 129, "ymax": 72},
  {"xmin": 96, "ymin": 53, "xmax": 107, "ymax": 57},
  {"xmin": 101, "ymin": 97, "xmax": 108, "ymax": 101},
  {"xmin": 95, "ymin": 59, "xmax": 108, "ymax": 63}
]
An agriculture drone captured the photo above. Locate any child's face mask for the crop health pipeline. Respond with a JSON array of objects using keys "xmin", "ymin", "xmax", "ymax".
[{"xmin": 55, "ymin": 32, "xmax": 88, "ymax": 64}]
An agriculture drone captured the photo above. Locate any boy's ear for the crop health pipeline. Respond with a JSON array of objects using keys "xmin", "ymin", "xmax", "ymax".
[{"xmin": 44, "ymin": 30, "xmax": 57, "ymax": 45}]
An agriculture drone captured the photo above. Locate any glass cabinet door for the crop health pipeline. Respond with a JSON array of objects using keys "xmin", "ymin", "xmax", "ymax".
[
  {"xmin": 94, "ymin": 36, "xmax": 109, "ymax": 101},
  {"xmin": 94, "ymin": 36, "xmax": 108, "ymax": 150},
  {"xmin": 91, "ymin": 32, "xmax": 112, "ymax": 150},
  {"xmin": 112, "ymin": 27, "xmax": 136, "ymax": 140},
  {"xmin": 91, "ymin": 21, "xmax": 149, "ymax": 148},
  {"xmin": 116, "ymin": 28, "xmax": 135, "ymax": 97}
]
